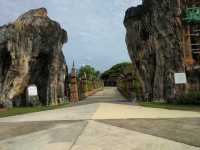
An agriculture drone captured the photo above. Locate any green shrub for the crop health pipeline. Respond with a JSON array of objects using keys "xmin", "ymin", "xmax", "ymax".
[{"xmin": 175, "ymin": 92, "xmax": 200, "ymax": 105}]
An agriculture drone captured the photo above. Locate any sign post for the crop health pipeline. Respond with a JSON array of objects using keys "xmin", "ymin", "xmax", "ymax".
[
  {"xmin": 26, "ymin": 85, "xmax": 40, "ymax": 106},
  {"xmin": 28, "ymin": 85, "xmax": 38, "ymax": 96},
  {"xmin": 174, "ymin": 73, "xmax": 187, "ymax": 97},
  {"xmin": 174, "ymin": 73, "xmax": 187, "ymax": 84}
]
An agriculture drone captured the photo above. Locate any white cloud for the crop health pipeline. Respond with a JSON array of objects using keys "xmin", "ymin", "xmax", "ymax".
[{"xmin": 0, "ymin": 0, "xmax": 142, "ymax": 71}]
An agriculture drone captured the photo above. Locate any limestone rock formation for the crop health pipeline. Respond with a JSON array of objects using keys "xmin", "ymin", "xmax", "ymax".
[
  {"xmin": 0, "ymin": 8, "xmax": 68, "ymax": 107},
  {"xmin": 124, "ymin": 0, "xmax": 190, "ymax": 100}
]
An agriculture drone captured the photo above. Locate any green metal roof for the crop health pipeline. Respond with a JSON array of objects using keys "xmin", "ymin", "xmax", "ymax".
[{"xmin": 183, "ymin": 7, "xmax": 200, "ymax": 23}]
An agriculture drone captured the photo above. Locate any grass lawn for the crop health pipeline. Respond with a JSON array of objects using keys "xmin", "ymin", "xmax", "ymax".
[
  {"xmin": 0, "ymin": 103, "xmax": 69, "ymax": 118},
  {"xmin": 139, "ymin": 102, "xmax": 200, "ymax": 112}
]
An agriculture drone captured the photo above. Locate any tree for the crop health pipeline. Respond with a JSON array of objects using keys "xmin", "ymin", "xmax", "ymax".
[
  {"xmin": 78, "ymin": 65, "xmax": 100, "ymax": 80},
  {"xmin": 101, "ymin": 62, "xmax": 133, "ymax": 86}
]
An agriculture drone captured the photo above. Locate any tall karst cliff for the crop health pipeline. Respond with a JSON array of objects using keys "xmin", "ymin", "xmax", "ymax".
[
  {"xmin": 124, "ymin": 0, "xmax": 200, "ymax": 101},
  {"xmin": 0, "ymin": 8, "xmax": 68, "ymax": 107}
]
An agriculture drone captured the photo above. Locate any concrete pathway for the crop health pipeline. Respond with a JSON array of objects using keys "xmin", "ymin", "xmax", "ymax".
[{"xmin": 0, "ymin": 87, "xmax": 200, "ymax": 150}]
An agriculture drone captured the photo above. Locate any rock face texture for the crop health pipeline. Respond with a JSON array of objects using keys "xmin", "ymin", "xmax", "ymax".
[
  {"xmin": 124, "ymin": 0, "xmax": 188, "ymax": 100},
  {"xmin": 0, "ymin": 8, "xmax": 68, "ymax": 107}
]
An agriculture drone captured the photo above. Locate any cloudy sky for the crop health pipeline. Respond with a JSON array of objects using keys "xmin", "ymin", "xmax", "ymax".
[{"xmin": 0, "ymin": 0, "xmax": 141, "ymax": 71}]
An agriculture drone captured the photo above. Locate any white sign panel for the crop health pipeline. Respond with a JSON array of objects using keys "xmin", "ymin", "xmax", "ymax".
[
  {"xmin": 28, "ymin": 85, "xmax": 38, "ymax": 96},
  {"xmin": 174, "ymin": 73, "xmax": 187, "ymax": 84}
]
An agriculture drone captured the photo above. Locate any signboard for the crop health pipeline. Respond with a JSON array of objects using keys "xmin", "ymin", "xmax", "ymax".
[
  {"xmin": 27, "ymin": 85, "xmax": 38, "ymax": 96},
  {"xmin": 174, "ymin": 73, "xmax": 187, "ymax": 84}
]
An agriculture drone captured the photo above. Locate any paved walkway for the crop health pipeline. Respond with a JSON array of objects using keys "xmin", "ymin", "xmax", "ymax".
[{"xmin": 0, "ymin": 87, "xmax": 200, "ymax": 150}]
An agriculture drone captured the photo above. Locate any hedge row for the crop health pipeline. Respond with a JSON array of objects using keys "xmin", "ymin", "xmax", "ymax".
[{"xmin": 174, "ymin": 91, "xmax": 200, "ymax": 105}]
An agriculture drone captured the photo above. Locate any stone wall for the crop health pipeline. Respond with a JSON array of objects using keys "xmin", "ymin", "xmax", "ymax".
[
  {"xmin": 117, "ymin": 67, "xmax": 143, "ymax": 101},
  {"xmin": 78, "ymin": 79, "xmax": 104, "ymax": 100}
]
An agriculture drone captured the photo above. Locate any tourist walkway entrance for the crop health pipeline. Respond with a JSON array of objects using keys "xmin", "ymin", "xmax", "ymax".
[{"xmin": 0, "ymin": 87, "xmax": 200, "ymax": 150}]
